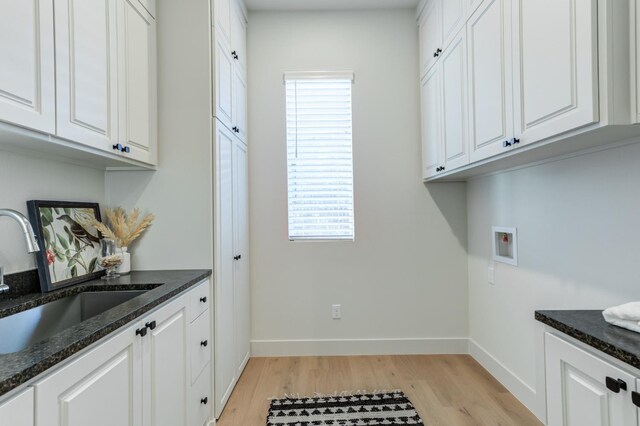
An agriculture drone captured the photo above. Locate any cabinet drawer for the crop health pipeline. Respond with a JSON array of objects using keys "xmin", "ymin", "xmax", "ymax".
[
  {"xmin": 190, "ymin": 280, "xmax": 210, "ymax": 322},
  {"xmin": 190, "ymin": 364, "xmax": 212, "ymax": 426},
  {"xmin": 0, "ymin": 388, "xmax": 34, "ymax": 426},
  {"xmin": 191, "ymin": 308, "xmax": 212, "ymax": 384}
]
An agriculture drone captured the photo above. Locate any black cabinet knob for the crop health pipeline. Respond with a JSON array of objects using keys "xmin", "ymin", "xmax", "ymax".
[
  {"xmin": 433, "ymin": 48, "xmax": 442, "ymax": 57},
  {"xmin": 136, "ymin": 327, "xmax": 147, "ymax": 337},
  {"xmin": 632, "ymin": 391, "xmax": 640, "ymax": 407},
  {"xmin": 112, "ymin": 144, "xmax": 120, "ymax": 151},
  {"xmin": 201, "ymin": 397, "xmax": 209, "ymax": 405},
  {"xmin": 200, "ymin": 296, "xmax": 207, "ymax": 303},
  {"xmin": 201, "ymin": 340, "xmax": 208, "ymax": 347},
  {"xmin": 234, "ymin": 254, "xmax": 242, "ymax": 260},
  {"xmin": 145, "ymin": 321, "xmax": 157, "ymax": 330},
  {"xmin": 232, "ymin": 51, "xmax": 238, "ymax": 60},
  {"xmin": 512, "ymin": 137, "xmax": 520, "ymax": 145},
  {"xmin": 605, "ymin": 377, "xmax": 627, "ymax": 393},
  {"xmin": 123, "ymin": 146, "xmax": 130, "ymax": 153},
  {"xmin": 503, "ymin": 140, "xmax": 512, "ymax": 148}
]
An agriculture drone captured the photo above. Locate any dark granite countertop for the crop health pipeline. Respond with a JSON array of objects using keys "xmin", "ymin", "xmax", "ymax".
[
  {"xmin": 0, "ymin": 269, "xmax": 211, "ymax": 397},
  {"xmin": 536, "ymin": 310, "xmax": 640, "ymax": 370}
]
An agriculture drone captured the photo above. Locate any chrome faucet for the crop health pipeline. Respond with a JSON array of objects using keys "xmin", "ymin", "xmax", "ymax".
[{"xmin": 0, "ymin": 209, "xmax": 40, "ymax": 294}]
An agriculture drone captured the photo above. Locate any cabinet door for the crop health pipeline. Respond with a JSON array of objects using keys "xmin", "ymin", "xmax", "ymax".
[
  {"xmin": 34, "ymin": 323, "xmax": 143, "ymax": 426},
  {"xmin": 0, "ymin": 0, "xmax": 55, "ymax": 134},
  {"xmin": 232, "ymin": 67, "xmax": 247, "ymax": 143},
  {"xmin": 117, "ymin": 0, "xmax": 158, "ymax": 165},
  {"xmin": 215, "ymin": 39, "xmax": 234, "ymax": 128},
  {"xmin": 230, "ymin": 1, "xmax": 247, "ymax": 75},
  {"xmin": 467, "ymin": 0, "xmax": 514, "ymax": 162},
  {"xmin": 441, "ymin": 29, "xmax": 469, "ymax": 171},
  {"xmin": 512, "ymin": 0, "xmax": 598, "ymax": 146},
  {"xmin": 214, "ymin": 122, "xmax": 237, "ymax": 418},
  {"xmin": 545, "ymin": 333, "xmax": 637, "ymax": 426},
  {"xmin": 0, "ymin": 388, "xmax": 34, "ymax": 426},
  {"xmin": 233, "ymin": 140, "xmax": 250, "ymax": 378},
  {"xmin": 441, "ymin": 0, "xmax": 466, "ymax": 50},
  {"xmin": 143, "ymin": 295, "xmax": 189, "ymax": 426},
  {"xmin": 54, "ymin": 0, "xmax": 118, "ymax": 150},
  {"xmin": 214, "ymin": 0, "xmax": 232, "ymax": 47},
  {"xmin": 421, "ymin": 66, "xmax": 443, "ymax": 179},
  {"xmin": 419, "ymin": 0, "xmax": 442, "ymax": 78}
]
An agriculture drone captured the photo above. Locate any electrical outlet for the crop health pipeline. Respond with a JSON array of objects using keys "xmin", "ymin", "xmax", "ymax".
[
  {"xmin": 488, "ymin": 265, "xmax": 495, "ymax": 285},
  {"xmin": 332, "ymin": 304, "xmax": 341, "ymax": 319}
]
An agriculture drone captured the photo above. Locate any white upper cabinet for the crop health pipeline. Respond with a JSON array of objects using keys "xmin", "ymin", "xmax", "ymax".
[
  {"xmin": 0, "ymin": 0, "xmax": 157, "ymax": 168},
  {"xmin": 215, "ymin": 37, "xmax": 234, "ymax": 128},
  {"xmin": 232, "ymin": 68, "xmax": 247, "ymax": 142},
  {"xmin": 419, "ymin": 0, "xmax": 441, "ymax": 77},
  {"xmin": 512, "ymin": 0, "xmax": 598, "ymax": 148},
  {"xmin": 215, "ymin": 0, "xmax": 232, "ymax": 47},
  {"xmin": 441, "ymin": 29, "xmax": 469, "ymax": 171},
  {"xmin": 421, "ymin": 66, "xmax": 442, "ymax": 179},
  {"xmin": 0, "ymin": 0, "xmax": 55, "ymax": 134},
  {"xmin": 231, "ymin": 1, "xmax": 247, "ymax": 75},
  {"xmin": 467, "ymin": 0, "xmax": 513, "ymax": 163},
  {"xmin": 441, "ymin": 0, "xmax": 466, "ymax": 49},
  {"xmin": 116, "ymin": 0, "xmax": 158, "ymax": 165},
  {"xmin": 54, "ymin": 0, "xmax": 119, "ymax": 150}
]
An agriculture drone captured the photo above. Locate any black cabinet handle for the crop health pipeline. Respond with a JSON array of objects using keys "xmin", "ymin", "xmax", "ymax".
[
  {"xmin": 632, "ymin": 391, "xmax": 640, "ymax": 407},
  {"xmin": 136, "ymin": 327, "xmax": 147, "ymax": 337},
  {"xmin": 605, "ymin": 377, "xmax": 627, "ymax": 393},
  {"xmin": 200, "ymin": 296, "xmax": 207, "ymax": 303},
  {"xmin": 503, "ymin": 140, "xmax": 512, "ymax": 148},
  {"xmin": 433, "ymin": 48, "xmax": 442, "ymax": 58},
  {"xmin": 112, "ymin": 143, "xmax": 130, "ymax": 153},
  {"xmin": 201, "ymin": 340, "xmax": 208, "ymax": 347},
  {"xmin": 436, "ymin": 166, "xmax": 446, "ymax": 172},
  {"xmin": 512, "ymin": 137, "xmax": 520, "ymax": 145},
  {"xmin": 232, "ymin": 51, "xmax": 238, "ymax": 60},
  {"xmin": 201, "ymin": 397, "xmax": 209, "ymax": 405},
  {"xmin": 234, "ymin": 254, "xmax": 242, "ymax": 260},
  {"xmin": 145, "ymin": 321, "xmax": 157, "ymax": 330},
  {"xmin": 232, "ymin": 126, "xmax": 240, "ymax": 134}
]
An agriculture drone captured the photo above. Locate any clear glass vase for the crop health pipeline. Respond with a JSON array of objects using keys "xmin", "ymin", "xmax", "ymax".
[{"xmin": 99, "ymin": 239, "xmax": 122, "ymax": 280}]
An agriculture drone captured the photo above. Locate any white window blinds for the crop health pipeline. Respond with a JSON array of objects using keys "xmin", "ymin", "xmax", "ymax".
[{"xmin": 285, "ymin": 72, "xmax": 355, "ymax": 241}]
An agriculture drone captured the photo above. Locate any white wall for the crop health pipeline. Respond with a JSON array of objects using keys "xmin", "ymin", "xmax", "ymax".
[
  {"xmin": 105, "ymin": 0, "xmax": 214, "ymax": 270},
  {"xmin": 248, "ymin": 9, "xmax": 469, "ymax": 355},
  {"xmin": 467, "ymin": 141, "xmax": 640, "ymax": 417},
  {"xmin": 0, "ymin": 150, "xmax": 105, "ymax": 273}
]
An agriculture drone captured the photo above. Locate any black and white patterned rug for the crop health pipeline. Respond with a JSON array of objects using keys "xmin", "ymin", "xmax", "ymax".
[{"xmin": 266, "ymin": 390, "xmax": 424, "ymax": 425}]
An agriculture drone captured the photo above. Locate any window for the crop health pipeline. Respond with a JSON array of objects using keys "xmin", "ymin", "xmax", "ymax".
[{"xmin": 285, "ymin": 71, "xmax": 355, "ymax": 241}]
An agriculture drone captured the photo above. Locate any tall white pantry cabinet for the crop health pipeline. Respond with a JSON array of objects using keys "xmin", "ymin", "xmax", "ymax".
[{"xmin": 212, "ymin": 0, "xmax": 250, "ymax": 419}]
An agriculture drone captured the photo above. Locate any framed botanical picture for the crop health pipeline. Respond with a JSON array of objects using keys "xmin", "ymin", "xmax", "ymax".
[{"xmin": 27, "ymin": 200, "xmax": 104, "ymax": 292}]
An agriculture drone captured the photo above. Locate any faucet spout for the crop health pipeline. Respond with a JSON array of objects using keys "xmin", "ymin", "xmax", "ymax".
[{"xmin": 0, "ymin": 209, "xmax": 40, "ymax": 253}]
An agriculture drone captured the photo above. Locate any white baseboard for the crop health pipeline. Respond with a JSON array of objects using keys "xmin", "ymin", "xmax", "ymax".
[
  {"xmin": 250, "ymin": 337, "xmax": 469, "ymax": 357},
  {"xmin": 468, "ymin": 339, "xmax": 544, "ymax": 422}
]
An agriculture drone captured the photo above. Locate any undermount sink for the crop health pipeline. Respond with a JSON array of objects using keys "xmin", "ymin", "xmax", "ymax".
[{"xmin": 0, "ymin": 290, "xmax": 148, "ymax": 354}]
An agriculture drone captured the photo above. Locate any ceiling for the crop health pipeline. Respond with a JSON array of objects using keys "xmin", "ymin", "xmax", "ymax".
[{"xmin": 244, "ymin": 0, "xmax": 420, "ymax": 11}]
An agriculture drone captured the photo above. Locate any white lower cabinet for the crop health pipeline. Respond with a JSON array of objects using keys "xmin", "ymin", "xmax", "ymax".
[
  {"xmin": 34, "ymin": 322, "xmax": 143, "ymax": 426},
  {"xmin": 0, "ymin": 388, "xmax": 34, "ymax": 426},
  {"xmin": 545, "ymin": 332, "xmax": 638, "ymax": 426},
  {"xmin": 26, "ymin": 280, "xmax": 211, "ymax": 426}
]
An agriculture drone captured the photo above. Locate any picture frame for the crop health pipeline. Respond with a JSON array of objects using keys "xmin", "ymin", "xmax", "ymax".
[{"xmin": 27, "ymin": 200, "xmax": 104, "ymax": 292}]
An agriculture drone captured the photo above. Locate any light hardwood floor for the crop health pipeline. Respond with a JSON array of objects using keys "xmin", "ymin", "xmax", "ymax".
[{"xmin": 216, "ymin": 355, "xmax": 542, "ymax": 426}]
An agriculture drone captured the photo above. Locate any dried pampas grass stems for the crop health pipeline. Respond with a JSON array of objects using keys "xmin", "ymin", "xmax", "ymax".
[{"xmin": 88, "ymin": 207, "xmax": 155, "ymax": 247}]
